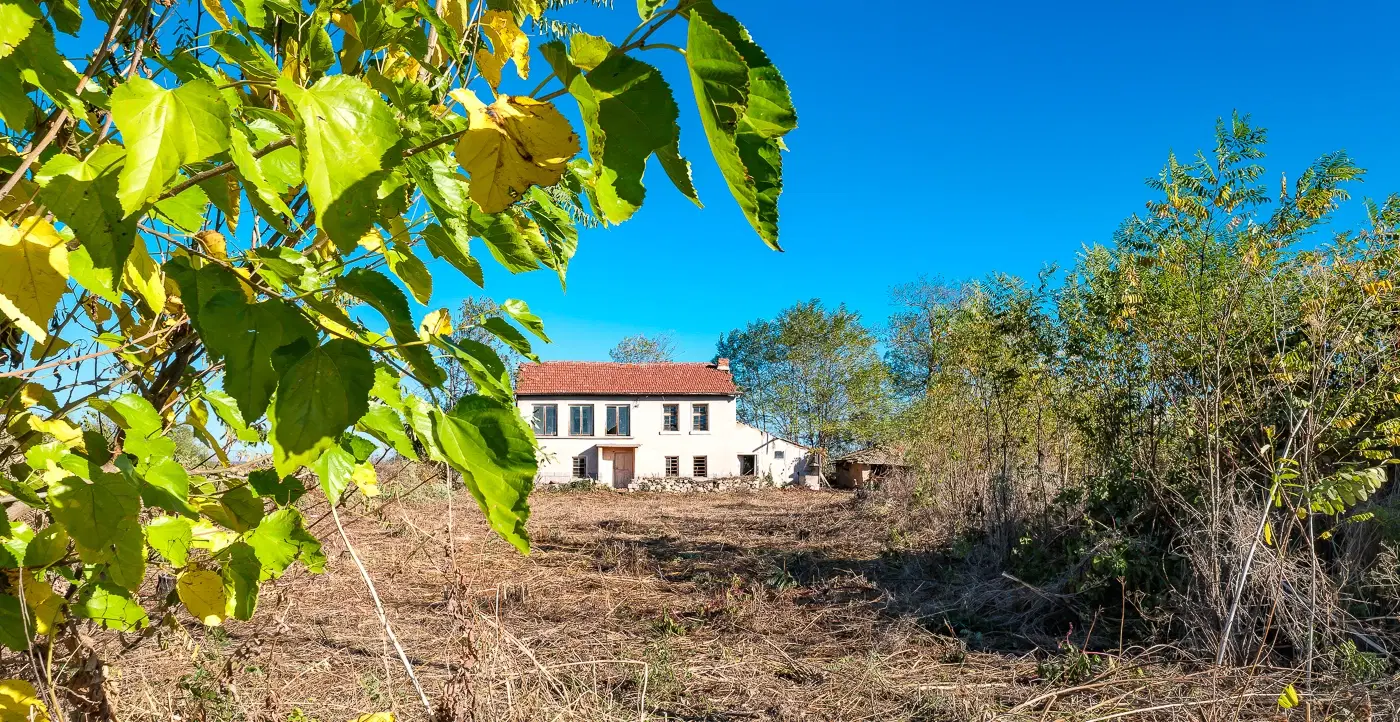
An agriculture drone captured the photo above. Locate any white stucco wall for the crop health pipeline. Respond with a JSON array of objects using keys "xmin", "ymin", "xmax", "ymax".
[{"xmin": 516, "ymin": 395, "xmax": 811, "ymax": 488}]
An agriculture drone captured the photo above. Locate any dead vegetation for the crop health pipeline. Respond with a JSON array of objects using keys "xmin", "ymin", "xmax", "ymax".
[{"xmin": 46, "ymin": 467, "xmax": 1396, "ymax": 721}]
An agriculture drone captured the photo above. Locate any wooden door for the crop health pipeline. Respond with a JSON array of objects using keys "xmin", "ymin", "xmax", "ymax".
[{"xmin": 613, "ymin": 450, "xmax": 634, "ymax": 488}]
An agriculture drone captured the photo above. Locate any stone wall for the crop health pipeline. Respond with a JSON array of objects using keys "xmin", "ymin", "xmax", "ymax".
[{"xmin": 629, "ymin": 475, "xmax": 776, "ymax": 493}]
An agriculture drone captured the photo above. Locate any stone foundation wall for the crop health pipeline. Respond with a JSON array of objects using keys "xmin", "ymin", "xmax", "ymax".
[{"xmin": 630, "ymin": 475, "xmax": 775, "ymax": 493}]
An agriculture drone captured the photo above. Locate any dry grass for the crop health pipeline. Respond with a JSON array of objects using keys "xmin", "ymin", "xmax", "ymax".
[{"xmin": 78, "ymin": 473, "xmax": 1394, "ymax": 721}]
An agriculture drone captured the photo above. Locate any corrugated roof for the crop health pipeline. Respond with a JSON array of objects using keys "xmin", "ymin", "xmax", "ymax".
[{"xmin": 515, "ymin": 361, "xmax": 737, "ymax": 396}]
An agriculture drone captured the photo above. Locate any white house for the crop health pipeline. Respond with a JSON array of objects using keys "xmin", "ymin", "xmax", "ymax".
[{"xmin": 515, "ymin": 359, "xmax": 812, "ymax": 489}]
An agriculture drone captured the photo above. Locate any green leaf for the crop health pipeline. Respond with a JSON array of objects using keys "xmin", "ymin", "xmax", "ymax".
[
  {"xmin": 636, "ymin": 0, "xmax": 664, "ymax": 20},
  {"xmin": 34, "ymin": 145, "xmax": 135, "ymax": 303},
  {"xmin": 75, "ymin": 582, "xmax": 149, "ymax": 631},
  {"xmin": 229, "ymin": 124, "xmax": 296, "ymax": 223},
  {"xmin": 204, "ymin": 388, "xmax": 259, "ymax": 443},
  {"xmin": 220, "ymin": 541, "xmax": 262, "ymax": 619},
  {"xmin": 403, "ymin": 396, "xmax": 446, "ymax": 463},
  {"xmin": 523, "ymin": 187, "xmax": 577, "ymax": 288},
  {"xmin": 111, "ymin": 77, "xmax": 232, "ymax": 217},
  {"xmin": 202, "ymin": 485, "xmax": 265, "ymax": 533},
  {"xmin": 247, "ymin": 468, "xmax": 306, "ymax": 507},
  {"xmin": 251, "ymin": 247, "xmax": 314, "ymax": 290},
  {"xmin": 104, "ymin": 517, "xmax": 146, "ymax": 591},
  {"xmin": 145, "ymin": 515, "xmax": 193, "ymax": 567},
  {"xmin": 246, "ymin": 508, "xmax": 325, "ymax": 578},
  {"xmin": 481, "ymin": 316, "xmax": 536, "ymax": 360},
  {"xmin": 107, "ymin": 393, "xmax": 174, "ymax": 464},
  {"xmin": 220, "ymin": 299, "xmax": 318, "ymax": 422},
  {"xmin": 432, "ymin": 395, "xmax": 536, "ymax": 553},
  {"xmin": 313, "ymin": 444, "xmax": 355, "ymax": 504},
  {"xmin": 152, "ymin": 181, "xmax": 211, "ymax": 232},
  {"xmin": 421, "ymin": 223, "xmax": 484, "ymax": 288},
  {"xmin": 430, "ymin": 336, "xmax": 512, "ymax": 402},
  {"xmin": 685, "ymin": 6, "xmax": 796, "ymax": 249},
  {"xmin": 500, "ymin": 299, "xmax": 549, "ymax": 342},
  {"xmin": 278, "ymin": 75, "xmax": 402, "ymax": 250},
  {"xmin": 370, "ymin": 364, "xmax": 406, "ymax": 411},
  {"xmin": 0, "ymin": 522, "xmax": 67, "ymax": 569},
  {"xmin": 336, "ymin": 268, "xmax": 445, "ymax": 386},
  {"xmin": 142, "ymin": 458, "xmax": 199, "ymax": 518},
  {"xmin": 358, "ymin": 404, "xmax": 418, "ymax": 460},
  {"xmin": 578, "ymin": 51, "xmax": 696, "ymax": 222},
  {"xmin": 47, "ymin": 469, "xmax": 141, "ymax": 562},
  {"xmin": 469, "ymin": 204, "xmax": 538, "ymax": 273},
  {"xmin": 385, "ymin": 242, "xmax": 433, "ymax": 305},
  {"xmin": 0, "ymin": 0, "xmax": 41, "ymax": 59},
  {"xmin": 0, "ymin": 595, "xmax": 31, "ymax": 650},
  {"xmin": 270, "ymin": 339, "xmax": 374, "ymax": 476},
  {"xmin": 4, "ymin": 23, "xmax": 88, "ymax": 117}
]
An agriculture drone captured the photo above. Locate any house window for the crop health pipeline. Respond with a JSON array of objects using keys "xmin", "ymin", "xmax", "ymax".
[
  {"xmin": 572, "ymin": 456, "xmax": 588, "ymax": 478},
  {"xmin": 662, "ymin": 403, "xmax": 679, "ymax": 432},
  {"xmin": 692, "ymin": 456, "xmax": 708, "ymax": 478},
  {"xmin": 774, "ymin": 450, "xmax": 785, "ymax": 460},
  {"xmin": 664, "ymin": 456, "xmax": 679, "ymax": 477},
  {"xmin": 531, "ymin": 404, "xmax": 557, "ymax": 436},
  {"xmin": 691, "ymin": 403, "xmax": 709, "ymax": 431},
  {"xmin": 569, "ymin": 405, "xmax": 594, "ymax": 436},
  {"xmin": 739, "ymin": 454, "xmax": 756, "ymax": 476},
  {"xmin": 606, "ymin": 405, "xmax": 631, "ymax": 436}
]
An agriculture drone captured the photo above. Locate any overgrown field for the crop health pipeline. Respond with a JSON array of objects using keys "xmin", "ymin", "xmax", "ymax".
[{"xmin": 63, "ymin": 475, "xmax": 1392, "ymax": 721}]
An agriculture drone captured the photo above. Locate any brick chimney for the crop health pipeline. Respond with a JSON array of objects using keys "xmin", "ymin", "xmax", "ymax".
[{"xmin": 715, "ymin": 358, "xmax": 730, "ymax": 371}]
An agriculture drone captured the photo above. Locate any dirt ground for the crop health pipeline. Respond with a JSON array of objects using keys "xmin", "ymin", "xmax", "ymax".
[{"xmin": 94, "ymin": 476, "xmax": 1389, "ymax": 722}]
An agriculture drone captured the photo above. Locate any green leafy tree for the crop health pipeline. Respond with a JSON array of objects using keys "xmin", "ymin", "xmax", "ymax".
[
  {"xmin": 0, "ymin": 0, "xmax": 796, "ymax": 715},
  {"xmin": 718, "ymin": 300, "xmax": 889, "ymax": 454},
  {"xmin": 608, "ymin": 332, "xmax": 676, "ymax": 363}
]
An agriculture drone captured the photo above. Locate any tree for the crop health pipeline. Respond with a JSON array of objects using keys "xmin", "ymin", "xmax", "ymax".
[
  {"xmin": 609, "ymin": 333, "xmax": 676, "ymax": 363},
  {"xmin": 718, "ymin": 301, "xmax": 889, "ymax": 454},
  {"xmin": 0, "ymin": 0, "xmax": 797, "ymax": 715}
]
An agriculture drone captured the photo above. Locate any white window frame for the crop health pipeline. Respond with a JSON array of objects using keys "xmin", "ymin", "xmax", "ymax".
[
  {"xmin": 569, "ymin": 404, "xmax": 594, "ymax": 436},
  {"xmin": 605, "ymin": 404, "xmax": 631, "ymax": 436},
  {"xmin": 691, "ymin": 403, "xmax": 709, "ymax": 432},
  {"xmin": 531, "ymin": 404, "xmax": 558, "ymax": 436}
]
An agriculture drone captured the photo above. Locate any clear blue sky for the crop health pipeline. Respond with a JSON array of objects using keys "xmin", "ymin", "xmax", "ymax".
[
  {"xmin": 456, "ymin": 0, "xmax": 1400, "ymax": 361},
  {"xmin": 70, "ymin": 1, "xmax": 1400, "ymax": 362}
]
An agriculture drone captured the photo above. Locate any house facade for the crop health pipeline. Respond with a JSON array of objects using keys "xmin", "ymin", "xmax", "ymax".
[{"xmin": 515, "ymin": 359, "xmax": 811, "ymax": 488}]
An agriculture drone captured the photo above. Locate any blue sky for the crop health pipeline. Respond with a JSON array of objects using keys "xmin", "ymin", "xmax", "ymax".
[{"xmin": 460, "ymin": 0, "xmax": 1400, "ymax": 361}]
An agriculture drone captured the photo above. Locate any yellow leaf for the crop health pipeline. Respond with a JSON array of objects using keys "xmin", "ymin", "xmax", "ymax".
[
  {"xmin": 0, "ymin": 679, "xmax": 50, "ymax": 722},
  {"xmin": 0, "ymin": 217, "xmax": 70, "ymax": 343},
  {"xmin": 351, "ymin": 462, "xmax": 379, "ymax": 498},
  {"xmin": 18, "ymin": 383, "xmax": 57, "ymax": 411},
  {"xmin": 473, "ymin": 10, "xmax": 530, "ymax": 90},
  {"xmin": 123, "ymin": 241, "xmax": 166, "ymax": 313},
  {"xmin": 1277, "ymin": 683, "xmax": 1300, "ymax": 709},
  {"xmin": 1263, "ymin": 521, "xmax": 1272, "ymax": 547},
  {"xmin": 453, "ymin": 93, "xmax": 579, "ymax": 213},
  {"xmin": 195, "ymin": 230, "xmax": 228, "ymax": 261},
  {"xmin": 381, "ymin": 47, "xmax": 421, "ymax": 82},
  {"xmin": 189, "ymin": 522, "xmax": 239, "ymax": 554},
  {"xmin": 419, "ymin": 308, "xmax": 452, "ymax": 338},
  {"xmin": 28, "ymin": 337, "xmax": 71, "ymax": 361},
  {"xmin": 177, "ymin": 569, "xmax": 229, "ymax": 626},
  {"xmin": 441, "ymin": 0, "xmax": 470, "ymax": 36},
  {"xmin": 201, "ymin": 0, "xmax": 230, "ymax": 28},
  {"xmin": 9, "ymin": 572, "xmax": 65, "ymax": 636}
]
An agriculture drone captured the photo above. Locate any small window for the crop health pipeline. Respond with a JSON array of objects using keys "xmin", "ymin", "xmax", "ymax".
[
  {"xmin": 662, "ymin": 403, "xmax": 679, "ymax": 432},
  {"xmin": 572, "ymin": 456, "xmax": 588, "ymax": 478},
  {"xmin": 569, "ymin": 404, "xmax": 594, "ymax": 436},
  {"xmin": 691, "ymin": 403, "xmax": 709, "ymax": 431},
  {"xmin": 692, "ymin": 456, "xmax": 708, "ymax": 478},
  {"xmin": 664, "ymin": 456, "xmax": 679, "ymax": 477},
  {"xmin": 774, "ymin": 450, "xmax": 785, "ymax": 460},
  {"xmin": 531, "ymin": 404, "xmax": 557, "ymax": 436},
  {"xmin": 606, "ymin": 404, "xmax": 631, "ymax": 436},
  {"xmin": 739, "ymin": 454, "xmax": 756, "ymax": 476}
]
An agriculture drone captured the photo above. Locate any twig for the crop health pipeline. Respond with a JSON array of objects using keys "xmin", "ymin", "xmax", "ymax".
[
  {"xmin": 1080, "ymin": 693, "xmax": 1282, "ymax": 722},
  {"xmin": 329, "ymin": 504, "xmax": 434, "ymax": 715}
]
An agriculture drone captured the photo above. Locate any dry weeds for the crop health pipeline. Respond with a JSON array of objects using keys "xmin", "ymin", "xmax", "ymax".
[{"xmin": 58, "ymin": 470, "xmax": 1395, "ymax": 721}]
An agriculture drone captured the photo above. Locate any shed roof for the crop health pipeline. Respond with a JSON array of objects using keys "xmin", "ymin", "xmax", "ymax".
[
  {"xmin": 515, "ymin": 361, "xmax": 738, "ymax": 396},
  {"xmin": 835, "ymin": 447, "xmax": 909, "ymax": 466}
]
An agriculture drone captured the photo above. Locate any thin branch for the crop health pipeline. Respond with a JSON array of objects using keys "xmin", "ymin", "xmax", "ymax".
[{"xmin": 329, "ymin": 504, "xmax": 435, "ymax": 715}]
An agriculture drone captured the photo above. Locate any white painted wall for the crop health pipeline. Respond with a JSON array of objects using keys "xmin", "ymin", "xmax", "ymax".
[{"xmin": 517, "ymin": 395, "xmax": 812, "ymax": 488}]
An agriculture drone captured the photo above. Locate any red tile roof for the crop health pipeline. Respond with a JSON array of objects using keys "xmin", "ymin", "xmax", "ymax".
[{"xmin": 515, "ymin": 361, "xmax": 737, "ymax": 396}]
